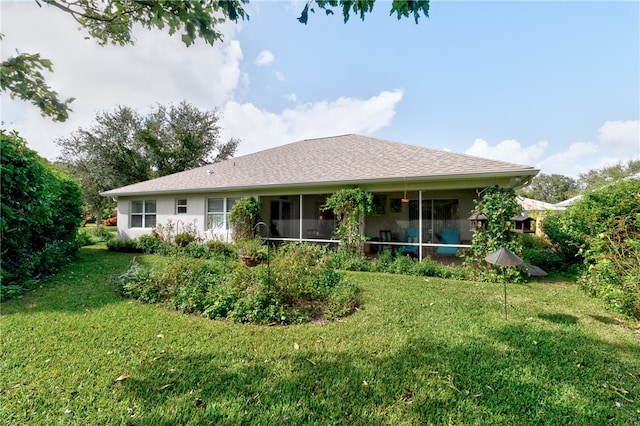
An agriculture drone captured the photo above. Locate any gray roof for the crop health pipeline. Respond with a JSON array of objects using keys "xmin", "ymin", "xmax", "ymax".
[
  {"xmin": 102, "ymin": 134, "xmax": 539, "ymax": 196},
  {"xmin": 516, "ymin": 196, "xmax": 563, "ymax": 212}
]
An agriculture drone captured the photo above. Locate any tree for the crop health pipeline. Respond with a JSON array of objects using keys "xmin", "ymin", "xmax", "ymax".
[
  {"xmin": 297, "ymin": 0, "xmax": 429, "ymax": 24},
  {"xmin": 577, "ymin": 160, "xmax": 640, "ymax": 193},
  {"xmin": 57, "ymin": 102, "xmax": 238, "ymax": 224},
  {"xmin": 1, "ymin": 0, "xmax": 429, "ymax": 121},
  {"xmin": 519, "ymin": 173, "xmax": 578, "ymax": 204},
  {"xmin": 0, "ymin": 49, "xmax": 75, "ymax": 122}
]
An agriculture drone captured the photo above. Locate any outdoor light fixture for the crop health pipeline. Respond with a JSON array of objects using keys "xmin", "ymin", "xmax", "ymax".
[
  {"xmin": 401, "ymin": 176, "xmax": 410, "ymax": 203},
  {"xmin": 485, "ymin": 245, "xmax": 524, "ymax": 320}
]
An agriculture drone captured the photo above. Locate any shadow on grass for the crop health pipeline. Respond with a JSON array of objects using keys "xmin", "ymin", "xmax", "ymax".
[
  {"xmin": 120, "ymin": 323, "xmax": 640, "ymax": 424},
  {"xmin": 538, "ymin": 313, "xmax": 579, "ymax": 325},
  {"xmin": 589, "ymin": 315, "xmax": 626, "ymax": 326},
  {"xmin": 1, "ymin": 246, "xmax": 136, "ymax": 315}
]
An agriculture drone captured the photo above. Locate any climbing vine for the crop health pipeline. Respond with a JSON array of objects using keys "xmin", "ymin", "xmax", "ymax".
[
  {"xmin": 324, "ymin": 188, "xmax": 373, "ymax": 255},
  {"xmin": 466, "ymin": 186, "xmax": 527, "ymax": 282}
]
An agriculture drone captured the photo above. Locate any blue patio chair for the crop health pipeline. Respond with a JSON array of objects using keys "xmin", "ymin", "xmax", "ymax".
[
  {"xmin": 402, "ymin": 228, "xmax": 419, "ymax": 256},
  {"xmin": 436, "ymin": 228, "xmax": 459, "ymax": 255}
]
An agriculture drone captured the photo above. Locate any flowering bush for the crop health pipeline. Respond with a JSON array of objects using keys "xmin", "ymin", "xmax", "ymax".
[{"xmin": 103, "ymin": 216, "xmax": 117, "ymax": 226}]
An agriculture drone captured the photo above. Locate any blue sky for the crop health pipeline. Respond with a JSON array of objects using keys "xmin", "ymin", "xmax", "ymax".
[{"xmin": 2, "ymin": 1, "xmax": 639, "ymax": 177}]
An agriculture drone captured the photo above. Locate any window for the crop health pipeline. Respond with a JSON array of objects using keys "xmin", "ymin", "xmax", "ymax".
[
  {"xmin": 131, "ymin": 200, "xmax": 156, "ymax": 228},
  {"xmin": 176, "ymin": 199, "xmax": 188, "ymax": 214},
  {"xmin": 207, "ymin": 197, "xmax": 239, "ymax": 230}
]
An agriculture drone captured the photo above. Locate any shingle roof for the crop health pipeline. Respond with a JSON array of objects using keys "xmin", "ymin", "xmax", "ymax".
[{"xmin": 102, "ymin": 134, "xmax": 539, "ymax": 196}]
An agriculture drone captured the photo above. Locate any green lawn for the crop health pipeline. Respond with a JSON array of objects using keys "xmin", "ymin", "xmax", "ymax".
[{"xmin": 1, "ymin": 246, "xmax": 639, "ymax": 425}]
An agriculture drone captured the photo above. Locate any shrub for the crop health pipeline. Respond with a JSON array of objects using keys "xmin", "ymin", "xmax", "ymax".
[
  {"xmin": 520, "ymin": 233, "xmax": 564, "ymax": 272},
  {"xmin": 103, "ymin": 216, "xmax": 117, "ymax": 226},
  {"xmin": 111, "ymin": 242, "xmax": 361, "ymax": 325},
  {"xmin": 550, "ymin": 178, "xmax": 640, "ymax": 319},
  {"xmin": 177, "ymin": 241, "xmax": 208, "ymax": 259},
  {"xmin": 174, "ymin": 232, "xmax": 196, "ymax": 247},
  {"xmin": 1, "ymin": 130, "xmax": 83, "ymax": 298},
  {"xmin": 541, "ymin": 211, "xmax": 586, "ymax": 266},
  {"xmin": 78, "ymin": 226, "xmax": 114, "ymax": 246},
  {"xmin": 107, "ymin": 238, "xmax": 143, "ymax": 253},
  {"xmin": 77, "ymin": 229, "xmax": 94, "ymax": 247},
  {"xmin": 206, "ymin": 240, "xmax": 236, "ymax": 259},
  {"xmin": 136, "ymin": 234, "xmax": 171, "ymax": 255},
  {"xmin": 229, "ymin": 197, "xmax": 261, "ymax": 241}
]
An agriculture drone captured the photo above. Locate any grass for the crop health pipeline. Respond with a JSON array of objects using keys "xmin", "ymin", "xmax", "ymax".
[{"xmin": 1, "ymin": 245, "xmax": 639, "ymax": 425}]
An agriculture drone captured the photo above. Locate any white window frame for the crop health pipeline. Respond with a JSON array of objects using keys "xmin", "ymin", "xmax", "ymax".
[
  {"xmin": 207, "ymin": 197, "xmax": 239, "ymax": 231},
  {"xmin": 176, "ymin": 198, "xmax": 188, "ymax": 215},
  {"xmin": 130, "ymin": 200, "xmax": 156, "ymax": 228}
]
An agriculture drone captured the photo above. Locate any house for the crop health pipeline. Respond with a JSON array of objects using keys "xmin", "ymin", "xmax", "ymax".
[{"xmin": 102, "ymin": 134, "xmax": 539, "ymax": 259}]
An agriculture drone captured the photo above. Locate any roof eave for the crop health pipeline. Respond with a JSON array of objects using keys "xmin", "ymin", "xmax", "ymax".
[{"xmin": 101, "ymin": 168, "xmax": 539, "ymax": 198}]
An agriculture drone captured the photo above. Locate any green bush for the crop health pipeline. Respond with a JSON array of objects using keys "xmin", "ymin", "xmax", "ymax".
[
  {"xmin": 541, "ymin": 211, "xmax": 586, "ymax": 266},
  {"xmin": 174, "ymin": 232, "xmax": 196, "ymax": 247},
  {"xmin": 229, "ymin": 197, "xmax": 261, "ymax": 241},
  {"xmin": 520, "ymin": 234, "xmax": 564, "ymax": 272},
  {"xmin": 111, "ymin": 242, "xmax": 361, "ymax": 324},
  {"xmin": 547, "ymin": 178, "xmax": 640, "ymax": 319},
  {"xmin": 206, "ymin": 240, "xmax": 236, "ymax": 259},
  {"xmin": 1, "ymin": 130, "xmax": 83, "ymax": 298},
  {"xmin": 107, "ymin": 238, "xmax": 143, "ymax": 253},
  {"xmin": 77, "ymin": 226, "xmax": 114, "ymax": 246},
  {"xmin": 177, "ymin": 241, "xmax": 208, "ymax": 259},
  {"xmin": 136, "ymin": 234, "xmax": 172, "ymax": 255},
  {"xmin": 77, "ymin": 229, "xmax": 94, "ymax": 247}
]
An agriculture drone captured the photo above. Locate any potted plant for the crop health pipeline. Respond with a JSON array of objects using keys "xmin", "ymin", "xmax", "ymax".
[{"xmin": 237, "ymin": 238, "xmax": 266, "ymax": 267}]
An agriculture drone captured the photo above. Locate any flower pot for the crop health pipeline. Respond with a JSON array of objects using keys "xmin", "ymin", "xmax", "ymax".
[{"xmin": 240, "ymin": 255, "xmax": 260, "ymax": 267}]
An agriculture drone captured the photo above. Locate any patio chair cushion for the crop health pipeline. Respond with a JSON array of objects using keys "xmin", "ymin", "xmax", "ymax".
[
  {"xmin": 436, "ymin": 228, "xmax": 459, "ymax": 255},
  {"xmin": 403, "ymin": 228, "xmax": 419, "ymax": 255}
]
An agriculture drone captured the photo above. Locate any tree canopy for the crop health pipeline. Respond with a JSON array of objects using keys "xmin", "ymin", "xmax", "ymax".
[
  {"xmin": 56, "ymin": 101, "xmax": 238, "ymax": 223},
  {"xmin": 1, "ymin": 0, "xmax": 429, "ymax": 122},
  {"xmin": 519, "ymin": 160, "xmax": 640, "ymax": 204},
  {"xmin": 519, "ymin": 173, "xmax": 579, "ymax": 204}
]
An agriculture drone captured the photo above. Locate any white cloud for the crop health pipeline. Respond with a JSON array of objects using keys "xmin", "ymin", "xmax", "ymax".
[
  {"xmin": 1, "ymin": 1, "xmax": 245, "ymax": 160},
  {"xmin": 283, "ymin": 93, "xmax": 298, "ymax": 102},
  {"xmin": 465, "ymin": 138, "xmax": 547, "ymax": 166},
  {"xmin": 598, "ymin": 120, "xmax": 640, "ymax": 158},
  {"xmin": 255, "ymin": 50, "xmax": 274, "ymax": 65},
  {"xmin": 536, "ymin": 141, "xmax": 600, "ymax": 176},
  {"xmin": 463, "ymin": 124, "xmax": 639, "ymax": 178},
  {"xmin": 221, "ymin": 90, "xmax": 404, "ymax": 155},
  {"xmin": 273, "ymin": 70, "xmax": 285, "ymax": 81}
]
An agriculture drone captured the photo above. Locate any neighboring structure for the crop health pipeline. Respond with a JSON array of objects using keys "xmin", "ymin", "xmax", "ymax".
[
  {"xmin": 102, "ymin": 134, "xmax": 539, "ymax": 259},
  {"xmin": 516, "ymin": 196, "xmax": 562, "ymax": 216}
]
